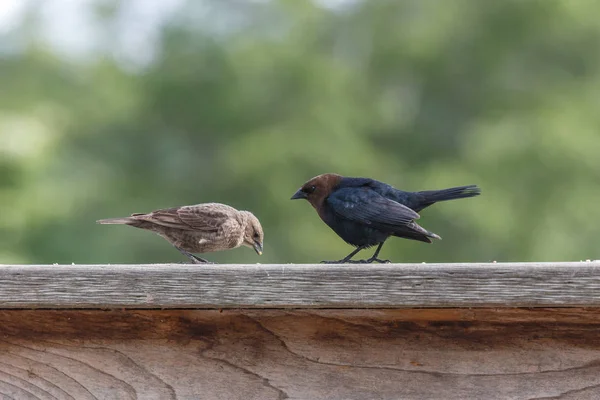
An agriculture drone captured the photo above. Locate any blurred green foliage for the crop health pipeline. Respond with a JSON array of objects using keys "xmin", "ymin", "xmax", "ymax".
[{"xmin": 1, "ymin": 0, "xmax": 599, "ymax": 264}]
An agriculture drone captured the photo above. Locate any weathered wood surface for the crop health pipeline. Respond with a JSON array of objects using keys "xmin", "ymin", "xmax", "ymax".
[
  {"xmin": 0, "ymin": 262, "xmax": 599, "ymax": 308},
  {"xmin": 1, "ymin": 308, "xmax": 600, "ymax": 399}
]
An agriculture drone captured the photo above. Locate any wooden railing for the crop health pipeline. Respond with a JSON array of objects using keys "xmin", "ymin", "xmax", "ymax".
[{"xmin": 0, "ymin": 262, "xmax": 599, "ymax": 399}]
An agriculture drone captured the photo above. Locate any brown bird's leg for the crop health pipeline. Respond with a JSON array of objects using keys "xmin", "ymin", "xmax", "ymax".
[
  {"xmin": 321, "ymin": 245, "xmax": 368, "ymax": 264},
  {"xmin": 176, "ymin": 248, "xmax": 213, "ymax": 264},
  {"xmin": 365, "ymin": 242, "xmax": 391, "ymax": 264}
]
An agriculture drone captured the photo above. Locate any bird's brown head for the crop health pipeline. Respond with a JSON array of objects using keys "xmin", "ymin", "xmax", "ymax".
[
  {"xmin": 290, "ymin": 173, "xmax": 343, "ymax": 209},
  {"xmin": 241, "ymin": 212, "xmax": 264, "ymax": 255}
]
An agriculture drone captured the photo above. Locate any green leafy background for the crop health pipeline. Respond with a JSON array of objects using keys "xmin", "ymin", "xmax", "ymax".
[{"xmin": 1, "ymin": 0, "xmax": 599, "ymax": 264}]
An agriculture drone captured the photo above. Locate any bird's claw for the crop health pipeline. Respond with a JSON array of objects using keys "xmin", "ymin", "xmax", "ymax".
[
  {"xmin": 320, "ymin": 258, "xmax": 391, "ymax": 264},
  {"xmin": 188, "ymin": 256, "xmax": 214, "ymax": 264},
  {"xmin": 367, "ymin": 258, "xmax": 391, "ymax": 264},
  {"xmin": 320, "ymin": 259, "xmax": 368, "ymax": 264},
  {"xmin": 179, "ymin": 261, "xmax": 214, "ymax": 264},
  {"xmin": 348, "ymin": 259, "xmax": 389, "ymax": 264}
]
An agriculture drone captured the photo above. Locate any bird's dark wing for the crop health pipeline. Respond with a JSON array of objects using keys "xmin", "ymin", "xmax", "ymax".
[
  {"xmin": 140, "ymin": 203, "xmax": 236, "ymax": 232},
  {"xmin": 327, "ymin": 187, "xmax": 420, "ymax": 230}
]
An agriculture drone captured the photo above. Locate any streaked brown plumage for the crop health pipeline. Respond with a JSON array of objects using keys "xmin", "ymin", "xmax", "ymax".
[{"xmin": 97, "ymin": 203, "xmax": 264, "ymax": 263}]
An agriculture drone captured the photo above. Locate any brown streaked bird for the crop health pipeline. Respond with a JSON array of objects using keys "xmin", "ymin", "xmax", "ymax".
[
  {"xmin": 291, "ymin": 173, "xmax": 481, "ymax": 264},
  {"xmin": 97, "ymin": 203, "xmax": 264, "ymax": 264}
]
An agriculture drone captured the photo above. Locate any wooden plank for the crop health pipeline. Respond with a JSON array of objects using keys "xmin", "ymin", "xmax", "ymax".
[
  {"xmin": 1, "ymin": 308, "xmax": 600, "ymax": 399},
  {"xmin": 0, "ymin": 262, "xmax": 599, "ymax": 309}
]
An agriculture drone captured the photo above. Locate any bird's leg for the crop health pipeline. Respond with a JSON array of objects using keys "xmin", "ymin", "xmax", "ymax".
[
  {"xmin": 321, "ymin": 246, "xmax": 368, "ymax": 264},
  {"xmin": 176, "ymin": 248, "xmax": 213, "ymax": 264},
  {"xmin": 365, "ymin": 242, "xmax": 391, "ymax": 264}
]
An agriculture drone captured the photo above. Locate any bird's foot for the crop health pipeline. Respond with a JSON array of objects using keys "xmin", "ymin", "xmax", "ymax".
[
  {"xmin": 176, "ymin": 248, "xmax": 212, "ymax": 264},
  {"xmin": 365, "ymin": 257, "xmax": 391, "ymax": 264},
  {"xmin": 192, "ymin": 258, "xmax": 215, "ymax": 264},
  {"xmin": 321, "ymin": 258, "xmax": 390, "ymax": 264},
  {"xmin": 320, "ymin": 259, "xmax": 367, "ymax": 264},
  {"xmin": 187, "ymin": 254, "xmax": 214, "ymax": 264}
]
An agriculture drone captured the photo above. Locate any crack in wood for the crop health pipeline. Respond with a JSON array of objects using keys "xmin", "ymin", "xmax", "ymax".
[
  {"xmin": 0, "ymin": 360, "xmax": 67, "ymax": 400},
  {"xmin": 0, "ymin": 379, "xmax": 39, "ymax": 399},
  {"xmin": 200, "ymin": 337, "xmax": 289, "ymax": 399},
  {"xmin": 31, "ymin": 339, "xmax": 179, "ymax": 400},
  {"xmin": 2, "ymin": 351, "xmax": 95, "ymax": 400},
  {"xmin": 245, "ymin": 315, "xmax": 600, "ymax": 378},
  {"xmin": 0, "ymin": 368, "xmax": 59, "ymax": 400},
  {"xmin": 0, "ymin": 340, "xmax": 123, "ymax": 400}
]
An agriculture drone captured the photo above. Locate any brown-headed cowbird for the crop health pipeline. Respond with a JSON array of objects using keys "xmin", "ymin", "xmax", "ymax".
[
  {"xmin": 97, "ymin": 203, "xmax": 264, "ymax": 263},
  {"xmin": 291, "ymin": 173, "xmax": 481, "ymax": 264}
]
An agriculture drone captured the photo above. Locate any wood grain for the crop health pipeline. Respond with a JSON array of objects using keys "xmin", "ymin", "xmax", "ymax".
[
  {"xmin": 1, "ymin": 308, "xmax": 600, "ymax": 399},
  {"xmin": 0, "ymin": 262, "xmax": 599, "ymax": 308}
]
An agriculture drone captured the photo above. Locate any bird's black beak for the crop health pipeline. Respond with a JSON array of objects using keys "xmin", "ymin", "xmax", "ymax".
[
  {"xmin": 291, "ymin": 189, "xmax": 307, "ymax": 200},
  {"xmin": 253, "ymin": 241, "xmax": 263, "ymax": 256}
]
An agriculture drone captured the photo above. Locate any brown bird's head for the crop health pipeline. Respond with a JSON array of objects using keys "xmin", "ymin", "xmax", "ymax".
[
  {"xmin": 290, "ymin": 173, "xmax": 343, "ymax": 209},
  {"xmin": 240, "ymin": 211, "xmax": 264, "ymax": 255}
]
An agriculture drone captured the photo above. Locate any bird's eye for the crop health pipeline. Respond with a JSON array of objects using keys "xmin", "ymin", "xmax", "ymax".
[{"xmin": 305, "ymin": 185, "xmax": 317, "ymax": 194}]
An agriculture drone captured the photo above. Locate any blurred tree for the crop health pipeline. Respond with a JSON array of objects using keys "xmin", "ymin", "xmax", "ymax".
[{"xmin": 1, "ymin": 0, "xmax": 599, "ymax": 264}]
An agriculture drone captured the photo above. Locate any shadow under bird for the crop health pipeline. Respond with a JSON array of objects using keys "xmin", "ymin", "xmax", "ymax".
[
  {"xmin": 96, "ymin": 203, "xmax": 264, "ymax": 264},
  {"xmin": 291, "ymin": 173, "xmax": 481, "ymax": 264}
]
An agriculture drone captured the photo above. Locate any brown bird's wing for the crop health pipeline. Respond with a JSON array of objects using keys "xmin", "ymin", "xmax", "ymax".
[
  {"xmin": 328, "ymin": 188, "xmax": 420, "ymax": 230},
  {"xmin": 176, "ymin": 203, "xmax": 238, "ymax": 232},
  {"xmin": 136, "ymin": 203, "xmax": 238, "ymax": 232}
]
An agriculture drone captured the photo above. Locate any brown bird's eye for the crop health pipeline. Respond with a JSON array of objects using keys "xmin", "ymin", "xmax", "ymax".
[{"xmin": 305, "ymin": 185, "xmax": 316, "ymax": 194}]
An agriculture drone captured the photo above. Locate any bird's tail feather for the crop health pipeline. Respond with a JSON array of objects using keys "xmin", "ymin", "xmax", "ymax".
[
  {"xmin": 96, "ymin": 217, "xmax": 134, "ymax": 225},
  {"xmin": 417, "ymin": 185, "xmax": 481, "ymax": 203}
]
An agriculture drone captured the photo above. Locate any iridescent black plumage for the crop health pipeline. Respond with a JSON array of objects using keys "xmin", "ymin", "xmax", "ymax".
[{"xmin": 291, "ymin": 173, "xmax": 481, "ymax": 263}]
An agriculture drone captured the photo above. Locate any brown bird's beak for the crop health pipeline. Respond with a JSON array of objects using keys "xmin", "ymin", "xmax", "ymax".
[
  {"xmin": 291, "ymin": 189, "xmax": 307, "ymax": 200},
  {"xmin": 253, "ymin": 241, "xmax": 263, "ymax": 256}
]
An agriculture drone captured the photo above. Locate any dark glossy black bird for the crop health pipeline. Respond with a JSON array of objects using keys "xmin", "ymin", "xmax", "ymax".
[{"xmin": 291, "ymin": 173, "xmax": 481, "ymax": 264}]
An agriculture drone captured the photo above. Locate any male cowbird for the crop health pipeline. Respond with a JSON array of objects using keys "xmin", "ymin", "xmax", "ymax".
[
  {"xmin": 291, "ymin": 173, "xmax": 481, "ymax": 264},
  {"xmin": 97, "ymin": 203, "xmax": 264, "ymax": 263}
]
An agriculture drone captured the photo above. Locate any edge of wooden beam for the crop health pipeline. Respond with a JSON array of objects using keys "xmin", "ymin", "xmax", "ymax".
[{"xmin": 0, "ymin": 262, "xmax": 599, "ymax": 309}]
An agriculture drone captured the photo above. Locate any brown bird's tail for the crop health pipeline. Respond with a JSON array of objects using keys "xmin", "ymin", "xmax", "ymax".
[{"xmin": 96, "ymin": 217, "xmax": 136, "ymax": 225}]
